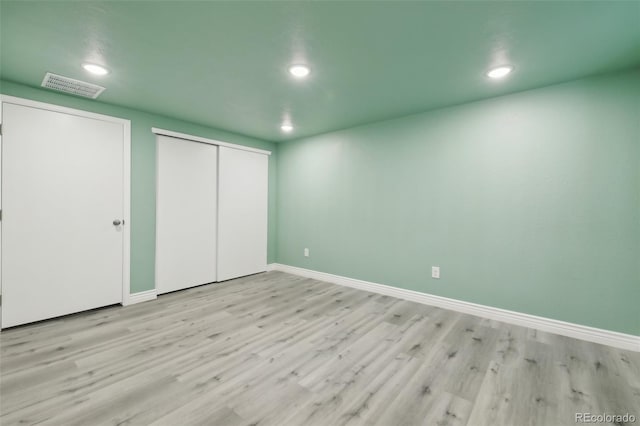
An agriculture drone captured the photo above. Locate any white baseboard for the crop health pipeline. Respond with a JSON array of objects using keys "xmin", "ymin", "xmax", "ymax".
[
  {"xmin": 268, "ymin": 263, "xmax": 639, "ymax": 352},
  {"xmin": 123, "ymin": 289, "xmax": 157, "ymax": 306}
]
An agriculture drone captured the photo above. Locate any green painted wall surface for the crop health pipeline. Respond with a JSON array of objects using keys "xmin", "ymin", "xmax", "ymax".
[
  {"xmin": 0, "ymin": 79, "xmax": 278, "ymax": 293},
  {"xmin": 276, "ymin": 70, "xmax": 640, "ymax": 335}
]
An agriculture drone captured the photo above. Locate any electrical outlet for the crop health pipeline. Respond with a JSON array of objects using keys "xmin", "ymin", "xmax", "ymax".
[
  {"xmin": 431, "ymin": 266, "xmax": 440, "ymax": 279},
  {"xmin": 304, "ymin": 248, "xmax": 310, "ymax": 257}
]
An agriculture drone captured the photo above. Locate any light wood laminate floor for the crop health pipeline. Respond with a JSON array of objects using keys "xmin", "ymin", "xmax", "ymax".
[{"xmin": 1, "ymin": 271, "xmax": 638, "ymax": 426}]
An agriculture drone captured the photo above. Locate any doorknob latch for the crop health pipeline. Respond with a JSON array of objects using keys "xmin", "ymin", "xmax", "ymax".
[{"xmin": 113, "ymin": 219, "xmax": 123, "ymax": 226}]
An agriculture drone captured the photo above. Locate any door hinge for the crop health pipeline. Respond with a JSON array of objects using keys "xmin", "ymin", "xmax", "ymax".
[{"xmin": 0, "ymin": 209, "xmax": 2, "ymax": 221}]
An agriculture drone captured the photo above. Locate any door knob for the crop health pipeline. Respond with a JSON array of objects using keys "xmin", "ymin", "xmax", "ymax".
[{"xmin": 113, "ymin": 219, "xmax": 122, "ymax": 226}]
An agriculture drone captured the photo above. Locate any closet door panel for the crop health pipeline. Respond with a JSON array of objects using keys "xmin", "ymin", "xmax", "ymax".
[
  {"xmin": 156, "ymin": 136, "xmax": 217, "ymax": 294},
  {"xmin": 2, "ymin": 102, "xmax": 124, "ymax": 327},
  {"xmin": 217, "ymin": 146, "xmax": 268, "ymax": 281}
]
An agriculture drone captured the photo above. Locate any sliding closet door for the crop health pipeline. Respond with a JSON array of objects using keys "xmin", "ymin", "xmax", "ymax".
[
  {"xmin": 217, "ymin": 146, "xmax": 268, "ymax": 281},
  {"xmin": 156, "ymin": 136, "xmax": 217, "ymax": 294}
]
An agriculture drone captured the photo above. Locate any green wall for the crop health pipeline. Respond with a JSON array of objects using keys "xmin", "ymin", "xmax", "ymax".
[
  {"xmin": 0, "ymin": 79, "xmax": 278, "ymax": 293},
  {"xmin": 276, "ymin": 70, "xmax": 640, "ymax": 335}
]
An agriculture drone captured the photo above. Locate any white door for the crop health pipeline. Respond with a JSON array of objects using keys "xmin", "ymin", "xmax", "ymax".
[
  {"xmin": 1, "ymin": 102, "xmax": 126, "ymax": 328},
  {"xmin": 217, "ymin": 146, "xmax": 268, "ymax": 281},
  {"xmin": 156, "ymin": 135, "xmax": 217, "ymax": 294}
]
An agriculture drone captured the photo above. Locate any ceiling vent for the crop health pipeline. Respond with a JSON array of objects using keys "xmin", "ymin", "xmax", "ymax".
[{"xmin": 41, "ymin": 72, "xmax": 106, "ymax": 99}]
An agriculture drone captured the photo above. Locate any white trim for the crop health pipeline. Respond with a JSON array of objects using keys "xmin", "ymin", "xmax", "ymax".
[
  {"xmin": 121, "ymin": 120, "xmax": 131, "ymax": 308},
  {"xmin": 270, "ymin": 263, "xmax": 640, "ymax": 352},
  {"xmin": 154, "ymin": 132, "xmax": 161, "ymax": 293},
  {"xmin": 0, "ymin": 95, "xmax": 132, "ymax": 309},
  {"xmin": 151, "ymin": 127, "xmax": 271, "ymax": 156},
  {"xmin": 124, "ymin": 289, "xmax": 157, "ymax": 306},
  {"xmin": 0, "ymin": 95, "xmax": 130, "ymax": 126}
]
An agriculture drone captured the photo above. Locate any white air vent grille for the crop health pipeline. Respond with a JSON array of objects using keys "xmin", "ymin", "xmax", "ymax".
[{"xmin": 41, "ymin": 72, "xmax": 106, "ymax": 99}]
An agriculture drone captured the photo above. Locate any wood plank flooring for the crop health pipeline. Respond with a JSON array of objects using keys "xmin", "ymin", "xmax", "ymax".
[{"xmin": 1, "ymin": 271, "xmax": 638, "ymax": 425}]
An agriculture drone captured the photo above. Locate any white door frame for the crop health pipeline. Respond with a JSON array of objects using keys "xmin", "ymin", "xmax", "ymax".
[{"xmin": 0, "ymin": 95, "xmax": 132, "ymax": 307}]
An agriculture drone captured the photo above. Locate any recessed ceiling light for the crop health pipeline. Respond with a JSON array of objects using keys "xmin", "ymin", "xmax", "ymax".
[
  {"xmin": 281, "ymin": 124, "xmax": 294, "ymax": 132},
  {"xmin": 82, "ymin": 63, "xmax": 110, "ymax": 76},
  {"xmin": 289, "ymin": 65, "xmax": 310, "ymax": 78},
  {"xmin": 487, "ymin": 66, "xmax": 513, "ymax": 79}
]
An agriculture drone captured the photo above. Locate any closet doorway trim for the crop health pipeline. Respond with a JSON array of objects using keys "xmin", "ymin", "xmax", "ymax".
[{"xmin": 151, "ymin": 128, "xmax": 271, "ymax": 156}]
